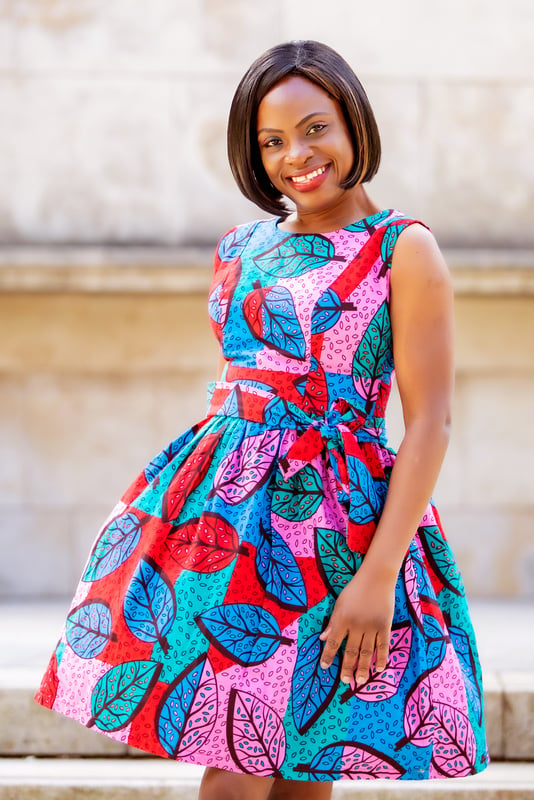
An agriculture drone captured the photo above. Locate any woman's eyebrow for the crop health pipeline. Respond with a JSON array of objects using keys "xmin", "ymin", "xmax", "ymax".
[{"xmin": 258, "ymin": 111, "xmax": 331, "ymax": 136}]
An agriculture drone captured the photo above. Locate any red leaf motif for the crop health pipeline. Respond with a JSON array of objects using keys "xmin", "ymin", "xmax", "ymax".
[
  {"xmin": 396, "ymin": 671, "xmax": 435, "ymax": 750},
  {"xmin": 210, "ymin": 430, "xmax": 280, "ymax": 505},
  {"xmin": 165, "ymin": 512, "xmax": 246, "ymax": 572},
  {"xmin": 431, "ymin": 703, "xmax": 477, "ymax": 777},
  {"xmin": 34, "ymin": 651, "xmax": 59, "ymax": 709},
  {"xmin": 228, "ymin": 689, "xmax": 286, "ymax": 777},
  {"xmin": 341, "ymin": 623, "xmax": 412, "ymax": 703},
  {"xmin": 162, "ymin": 431, "xmax": 222, "ymax": 522}
]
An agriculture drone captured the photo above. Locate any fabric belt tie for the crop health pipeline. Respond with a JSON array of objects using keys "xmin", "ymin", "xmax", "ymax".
[{"xmin": 206, "ymin": 382, "xmax": 389, "ymax": 553}]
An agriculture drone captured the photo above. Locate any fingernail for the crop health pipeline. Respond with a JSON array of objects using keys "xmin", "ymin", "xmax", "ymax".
[
  {"xmin": 341, "ymin": 675, "xmax": 350, "ymax": 684},
  {"xmin": 320, "ymin": 662, "xmax": 328, "ymax": 670}
]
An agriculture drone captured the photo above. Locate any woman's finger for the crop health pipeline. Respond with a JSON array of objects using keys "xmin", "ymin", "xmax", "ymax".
[
  {"xmin": 319, "ymin": 626, "xmax": 344, "ymax": 670},
  {"xmin": 374, "ymin": 628, "xmax": 391, "ymax": 674},
  {"xmin": 354, "ymin": 632, "xmax": 376, "ymax": 687},
  {"xmin": 340, "ymin": 632, "xmax": 362, "ymax": 684}
]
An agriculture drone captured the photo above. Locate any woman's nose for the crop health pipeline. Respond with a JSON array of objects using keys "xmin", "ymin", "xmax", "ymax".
[{"xmin": 284, "ymin": 138, "xmax": 313, "ymax": 165}]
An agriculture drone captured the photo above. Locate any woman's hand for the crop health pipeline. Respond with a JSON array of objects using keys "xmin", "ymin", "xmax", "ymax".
[{"xmin": 319, "ymin": 567, "xmax": 396, "ymax": 686}]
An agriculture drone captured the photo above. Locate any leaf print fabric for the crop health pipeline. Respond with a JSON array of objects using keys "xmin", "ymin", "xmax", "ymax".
[{"xmin": 35, "ymin": 210, "xmax": 488, "ymax": 782}]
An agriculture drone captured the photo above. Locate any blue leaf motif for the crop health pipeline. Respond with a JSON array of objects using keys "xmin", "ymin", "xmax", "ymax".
[
  {"xmin": 83, "ymin": 511, "xmax": 144, "ymax": 582},
  {"xmin": 66, "ymin": 601, "xmax": 115, "ymax": 659},
  {"xmin": 423, "ymin": 614, "xmax": 447, "ymax": 670},
  {"xmin": 292, "ymin": 632, "xmax": 341, "ymax": 734},
  {"xmin": 123, "ymin": 555, "xmax": 176, "ymax": 654},
  {"xmin": 157, "ymin": 653, "xmax": 217, "ymax": 758},
  {"xmin": 218, "ymin": 222, "xmax": 257, "ymax": 261},
  {"xmin": 144, "ymin": 430, "xmax": 195, "ymax": 483},
  {"xmin": 255, "ymin": 523, "xmax": 307, "ymax": 610},
  {"xmin": 310, "ymin": 288, "xmax": 354, "ymax": 334},
  {"xmin": 195, "ymin": 603, "xmax": 292, "ymax": 666},
  {"xmin": 347, "ymin": 457, "xmax": 386, "ymax": 525},
  {"xmin": 449, "ymin": 625, "xmax": 483, "ymax": 725},
  {"xmin": 208, "ymin": 282, "xmax": 223, "ymax": 324},
  {"xmin": 263, "ymin": 397, "xmax": 301, "ymax": 429}
]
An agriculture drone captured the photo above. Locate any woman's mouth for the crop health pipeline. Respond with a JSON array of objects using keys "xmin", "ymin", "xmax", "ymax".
[{"xmin": 287, "ymin": 165, "xmax": 328, "ymax": 191}]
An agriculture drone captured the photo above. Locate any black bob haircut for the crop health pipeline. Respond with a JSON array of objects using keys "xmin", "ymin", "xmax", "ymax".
[{"xmin": 227, "ymin": 40, "xmax": 381, "ymax": 218}]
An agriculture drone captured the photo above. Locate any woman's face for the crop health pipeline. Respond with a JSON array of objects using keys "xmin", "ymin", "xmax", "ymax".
[{"xmin": 256, "ymin": 75, "xmax": 355, "ymax": 221}]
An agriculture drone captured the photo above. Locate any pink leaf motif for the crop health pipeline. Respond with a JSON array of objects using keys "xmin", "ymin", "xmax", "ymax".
[
  {"xmin": 396, "ymin": 671, "xmax": 436, "ymax": 750},
  {"xmin": 431, "ymin": 703, "xmax": 477, "ymax": 777},
  {"xmin": 228, "ymin": 689, "xmax": 286, "ymax": 777},
  {"xmin": 176, "ymin": 657, "xmax": 218, "ymax": 759},
  {"xmin": 296, "ymin": 741, "xmax": 405, "ymax": 780},
  {"xmin": 210, "ymin": 430, "xmax": 280, "ymax": 505},
  {"xmin": 404, "ymin": 552, "xmax": 424, "ymax": 633},
  {"xmin": 347, "ymin": 623, "xmax": 412, "ymax": 703}
]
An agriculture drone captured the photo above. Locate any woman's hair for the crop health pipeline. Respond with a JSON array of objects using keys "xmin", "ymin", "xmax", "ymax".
[{"xmin": 227, "ymin": 40, "xmax": 381, "ymax": 217}]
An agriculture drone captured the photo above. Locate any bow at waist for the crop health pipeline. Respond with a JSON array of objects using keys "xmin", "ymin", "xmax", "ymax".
[{"xmin": 206, "ymin": 381, "xmax": 389, "ymax": 554}]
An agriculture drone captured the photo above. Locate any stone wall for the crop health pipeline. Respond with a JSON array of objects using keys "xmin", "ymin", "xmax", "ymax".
[
  {"xmin": 1, "ymin": 3, "xmax": 533, "ymax": 600},
  {"xmin": 0, "ymin": 1, "xmax": 533, "ymax": 246}
]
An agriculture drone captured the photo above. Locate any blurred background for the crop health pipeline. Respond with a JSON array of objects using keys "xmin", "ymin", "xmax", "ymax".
[{"xmin": 1, "ymin": 0, "xmax": 533, "ymax": 602}]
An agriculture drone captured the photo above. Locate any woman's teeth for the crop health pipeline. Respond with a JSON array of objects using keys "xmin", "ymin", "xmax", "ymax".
[{"xmin": 290, "ymin": 166, "xmax": 327, "ymax": 184}]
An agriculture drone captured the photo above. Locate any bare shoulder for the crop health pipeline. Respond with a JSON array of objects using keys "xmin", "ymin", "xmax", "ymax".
[{"xmin": 391, "ymin": 223, "xmax": 451, "ymax": 289}]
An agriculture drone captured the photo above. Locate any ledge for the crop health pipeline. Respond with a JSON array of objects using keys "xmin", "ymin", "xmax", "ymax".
[{"xmin": 1, "ymin": 245, "xmax": 534, "ymax": 295}]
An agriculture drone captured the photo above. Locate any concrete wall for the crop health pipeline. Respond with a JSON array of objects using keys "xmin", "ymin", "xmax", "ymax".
[
  {"xmin": 0, "ymin": 1, "xmax": 533, "ymax": 246},
  {"xmin": 1, "ymin": 3, "xmax": 533, "ymax": 600}
]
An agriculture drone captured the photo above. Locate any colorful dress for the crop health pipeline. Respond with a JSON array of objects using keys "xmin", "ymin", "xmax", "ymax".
[{"xmin": 35, "ymin": 209, "xmax": 489, "ymax": 782}]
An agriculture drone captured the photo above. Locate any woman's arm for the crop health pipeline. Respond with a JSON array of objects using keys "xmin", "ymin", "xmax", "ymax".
[{"xmin": 320, "ymin": 223, "xmax": 454, "ymax": 685}]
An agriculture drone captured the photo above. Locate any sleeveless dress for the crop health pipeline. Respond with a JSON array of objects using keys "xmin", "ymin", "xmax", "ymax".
[{"xmin": 35, "ymin": 209, "xmax": 489, "ymax": 782}]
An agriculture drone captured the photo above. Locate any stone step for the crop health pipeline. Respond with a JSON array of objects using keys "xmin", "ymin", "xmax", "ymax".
[{"xmin": 0, "ymin": 759, "xmax": 533, "ymax": 800}]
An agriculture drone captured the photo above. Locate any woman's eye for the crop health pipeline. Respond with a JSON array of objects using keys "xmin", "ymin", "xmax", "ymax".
[
  {"xmin": 263, "ymin": 137, "xmax": 282, "ymax": 148},
  {"xmin": 307, "ymin": 123, "xmax": 326, "ymax": 135}
]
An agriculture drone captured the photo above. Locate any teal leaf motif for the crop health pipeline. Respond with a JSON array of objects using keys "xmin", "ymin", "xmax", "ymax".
[
  {"xmin": 88, "ymin": 660, "xmax": 162, "ymax": 731},
  {"xmin": 344, "ymin": 209, "xmax": 392, "ymax": 232},
  {"xmin": 253, "ymin": 235, "xmax": 343, "ymax": 278},
  {"xmin": 315, "ymin": 527, "xmax": 361, "ymax": 597},
  {"xmin": 352, "ymin": 302, "xmax": 392, "ymax": 412},
  {"xmin": 271, "ymin": 463, "xmax": 323, "ymax": 522},
  {"xmin": 419, "ymin": 526, "xmax": 464, "ymax": 596}
]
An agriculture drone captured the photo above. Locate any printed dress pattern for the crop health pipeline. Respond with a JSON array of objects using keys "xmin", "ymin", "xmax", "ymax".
[{"xmin": 36, "ymin": 210, "xmax": 489, "ymax": 782}]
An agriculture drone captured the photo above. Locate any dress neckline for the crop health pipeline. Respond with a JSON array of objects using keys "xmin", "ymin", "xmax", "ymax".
[{"xmin": 272, "ymin": 208, "xmax": 396, "ymax": 237}]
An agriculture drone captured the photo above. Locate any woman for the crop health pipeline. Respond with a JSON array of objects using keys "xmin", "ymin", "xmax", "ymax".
[{"xmin": 36, "ymin": 40, "xmax": 488, "ymax": 799}]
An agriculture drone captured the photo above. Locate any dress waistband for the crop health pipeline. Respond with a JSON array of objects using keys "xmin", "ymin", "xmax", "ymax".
[
  {"xmin": 206, "ymin": 380, "xmax": 384, "ymax": 438},
  {"xmin": 206, "ymin": 380, "xmax": 387, "ymax": 554}
]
